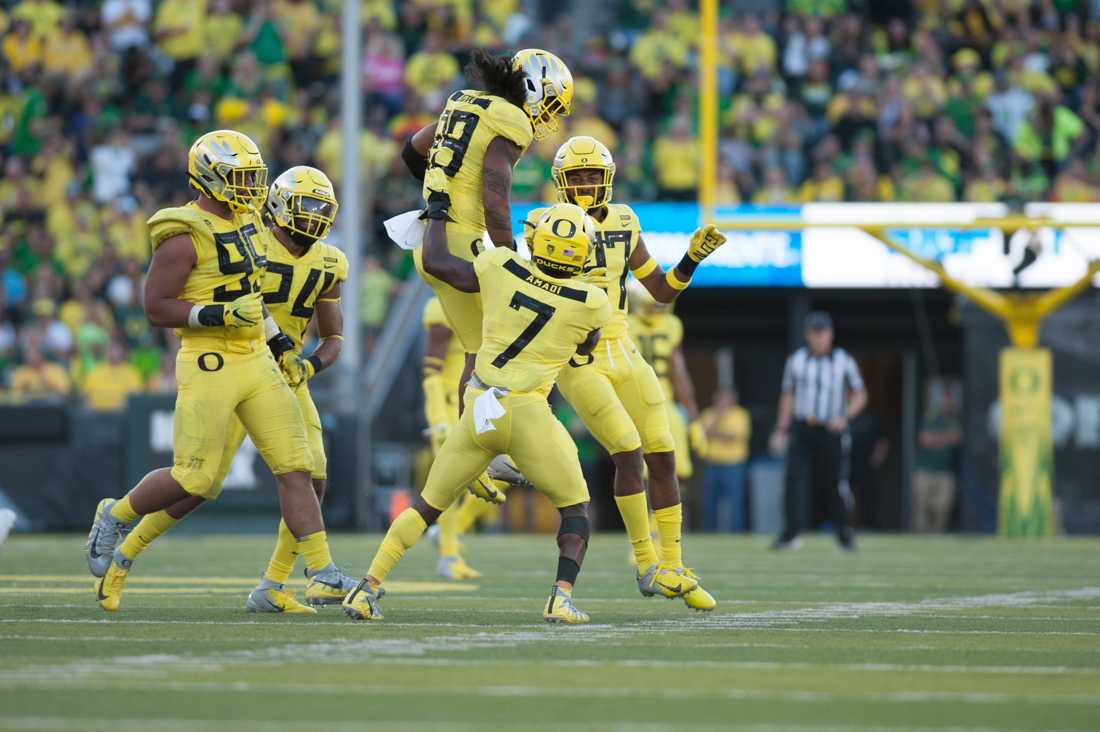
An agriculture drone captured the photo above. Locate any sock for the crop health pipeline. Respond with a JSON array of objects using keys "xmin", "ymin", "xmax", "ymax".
[
  {"xmin": 109, "ymin": 495, "xmax": 139, "ymax": 524},
  {"xmin": 117, "ymin": 510, "xmax": 178, "ymax": 561},
  {"xmin": 436, "ymin": 503, "xmax": 461, "ymax": 557},
  {"xmin": 367, "ymin": 508, "xmax": 428, "ymax": 584},
  {"xmin": 454, "ymin": 491, "xmax": 495, "ymax": 534},
  {"xmin": 653, "ymin": 504, "xmax": 684, "ymax": 568},
  {"xmin": 264, "ymin": 520, "xmax": 299, "ymax": 584},
  {"xmin": 297, "ymin": 530, "xmax": 333, "ymax": 574},
  {"xmin": 649, "ymin": 511, "xmax": 663, "ymax": 562},
  {"xmin": 614, "ymin": 492, "xmax": 659, "ymax": 569}
]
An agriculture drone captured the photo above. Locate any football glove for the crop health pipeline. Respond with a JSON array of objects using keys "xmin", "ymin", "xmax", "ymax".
[
  {"xmin": 467, "ymin": 470, "xmax": 506, "ymax": 505},
  {"xmin": 487, "ymin": 455, "xmax": 532, "ymax": 489},
  {"xmin": 224, "ymin": 291, "xmax": 263, "ymax": 329},
  {"xmin": 278, "ymin": 351, "xmax": 315, "ymax": 388},
  {"xmin": 686, "ymin": 224, "xmax": 727, "ymax": 263}
]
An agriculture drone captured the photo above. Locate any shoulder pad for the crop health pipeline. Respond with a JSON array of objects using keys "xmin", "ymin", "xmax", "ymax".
[
  {"xmin": 486, "ymin": 101, "xmax": 534, "ymax": 150},
  {"xmin": 605, "ymin": 204, "xmax": 639, "ymax": 229},
  {"xmin": 147, "ymin": 205, "xmax": 204, "ymax": 250},
  {"xmin": 318, "ymin": 242, "xmax": 349, "ymax": 282}
]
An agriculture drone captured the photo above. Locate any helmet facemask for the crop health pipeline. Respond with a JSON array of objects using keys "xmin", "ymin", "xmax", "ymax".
[
  {"xmin": 221, "ymin": 164, "xmax": 269, "ymax": 213},
  {"xmin": 557, "ymin": 167, "xmax": 613, "ymax": 211}
]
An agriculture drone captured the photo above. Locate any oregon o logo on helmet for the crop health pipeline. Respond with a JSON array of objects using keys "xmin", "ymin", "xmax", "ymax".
[
  {"xmin": 197, "ymin": 352, "xmax": 225, "ymax": 372},
  {"xmin": 551, "ymin": 218, "xmax": 577, "ymax": 239}
]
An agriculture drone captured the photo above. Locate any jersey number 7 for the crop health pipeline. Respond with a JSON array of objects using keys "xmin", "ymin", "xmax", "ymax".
[{"xmin": 491, "ymin": 292, "xmax": 556, "ymax": 368}]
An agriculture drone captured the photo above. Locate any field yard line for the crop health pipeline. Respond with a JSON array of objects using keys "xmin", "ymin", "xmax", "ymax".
[
  {"xmin": 3, "ymin": 678, "xmax": 1099, "ymax": 706},
  {"xmin": 0, "ymin": 718, "xmax": 1083, "ymax": 732}
]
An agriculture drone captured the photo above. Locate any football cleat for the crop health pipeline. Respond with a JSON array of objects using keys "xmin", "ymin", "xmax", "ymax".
[
  {"xmin": 544, "ymin": 586, "xmax": 589, "ymax": 624},
  {"xmin": 246, "ymin": 583, "xmax": 317, "ymax": 614},
  {"xmin": 637, "ymin": 562, "xmax": 700, "ymax": 599},
  {"xmin": 679, "ymin": 568, "xmax": 716, "ymax": 611},
  {"xmin": 437, "ymin": 555, "xmax": 482, "ymax": 580},
  {"xmin": 304, "ymin": 566, "xmax": 359, "ymax": 606},
  {"xmin": 94, "ymin": 552, "xmax": 132, "ymax": 612},
  {"xmin": 342, "ymin": 579, "xmax": 384, "ymax": 621},
  {"xmin": 467, "ymin": 470, "xmax": 506, "ymax": 504},
  {"xmin": 87, "ymin": 498, "xmax": 132, "ymax": 578}
]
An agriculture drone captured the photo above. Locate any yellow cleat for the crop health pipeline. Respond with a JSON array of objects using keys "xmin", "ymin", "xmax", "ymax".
[
  {"xmin": 303, "ymin": 567, "xmax": 358, "ymax": 606},
  {"xmin": 467, "ymin": 470, "xmax": 506, "ymax": 504},
  {"xmin": 342, "ymin": 579, "xmax": 384, "ymax": 621},
  {"xmin": 679, "ymin": 569, "xmax": 716, "ymax": 611},
  {"xmin": 437, "ymin": 555, "xmax": 482, "ymax": 580},
  {"xmin": 637, "ymin": 562, "xmax": 699, "ymax": 599},
  {"xmin": 246, "ymin": 585, "xmax": 317, "ymax": 614},
  {"xmin": 94, "ymin": 556, "xmax": 131, "ymax": 612},
  {"xmin": 544, "ymin": 586, "xmax": 589, "ymax": 624}
]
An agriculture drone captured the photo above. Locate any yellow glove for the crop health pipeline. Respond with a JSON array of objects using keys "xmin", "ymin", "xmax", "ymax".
[
  {"xmin": 467, "ymin": 470, "xmax": 506, "ymax": 504},
  {"xmin": 224, "ymin": 291, "xmax": 263, "ymax": 329},
  {"xmin": 687, "ymin": 224, "xmax": 727, "ymax": 263},
  {"xmin": 278, "ymin": 351, "xmax": 314, "ymax": 388}
]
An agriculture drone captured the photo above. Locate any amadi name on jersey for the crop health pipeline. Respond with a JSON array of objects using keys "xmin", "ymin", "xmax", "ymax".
[
  {"xmin": 525, "ymin": 203, "xmax": 642, "ymax": 341},
  {"xmin": 473, "ymin": 247, "xmax": 610, "ymax": 396}
]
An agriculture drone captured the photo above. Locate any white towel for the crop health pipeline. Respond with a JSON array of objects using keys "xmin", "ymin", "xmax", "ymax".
[
  {"xmin": 472, "ymin": 388, "xmax": 506, "ymax": 434},
  {"xmin": 384, "ymin": 210, "xmax": 426, "ymax": 251}
]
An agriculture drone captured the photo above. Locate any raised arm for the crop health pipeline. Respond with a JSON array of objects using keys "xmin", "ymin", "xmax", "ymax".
[
  {"xmin": 631, "ymin": 225, "xmax": 727, "ymax": 304},
  {"xmin": 421, "ymin": 217, "xmax": 479, "ymax": 293},
  {"xmin": 482, "ymin": 136, "xmax": 523, "ymax": 250}
]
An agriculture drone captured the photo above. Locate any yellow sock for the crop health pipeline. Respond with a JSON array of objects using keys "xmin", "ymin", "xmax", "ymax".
[
  {"xmin": 109, "ymin": 495, "xmax": 139, "ymax": 523},
  {"xmin": 264, "ymin": 520, "xmax": 299, "ymax": 584},
  {"xmin": 649, "ymin": 511, "xmax": 663, "ymax": 562},
  {"xmin": 367, "ymin": 508, "xmax": 428, "ymax": 584},
  {"xmin": 118, "ymin": 510, "xmax": 177, "ymax": 561},
  {"xmin": 614, "ymin": 492, "xmax": 659, "ymax": 569},
  {"xmin": 436, "ymin": 502, "xmax": 460, "ymax": 557},
  {"xmin": 454, "ymin": 490, "xmax": 495, "ymax": 534},
  {"xmin": 653, "ymin": 504, "xmax": 683, "ymax": 568},
  {"xmin": 297, "ymin": 530, "xmax": 333, "ymax": 574}
]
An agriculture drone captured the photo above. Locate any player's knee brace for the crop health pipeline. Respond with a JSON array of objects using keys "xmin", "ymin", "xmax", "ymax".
[{"xmin": 558, "ymin": 514, "xmax": 590, "ymax": 548}]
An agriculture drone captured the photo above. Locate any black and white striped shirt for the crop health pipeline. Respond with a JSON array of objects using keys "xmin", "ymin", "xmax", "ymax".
[{"xmin": 781, "ymin": 347, "xmax": 864, "ymax": 423}]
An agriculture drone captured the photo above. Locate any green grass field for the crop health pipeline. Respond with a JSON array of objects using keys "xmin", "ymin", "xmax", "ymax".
[{"xmin": 1, "ymin": 532, "xmax": 1098, "ymax": 731}]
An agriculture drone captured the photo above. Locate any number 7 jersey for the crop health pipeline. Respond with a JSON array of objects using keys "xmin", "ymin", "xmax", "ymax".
[
  {"xmin": 473, "ymin": 247, "xmax": 610, "ymax": 396},
  {"xmin": 148, "ymin": 201, "xmax": 268, "ymax": 355}
]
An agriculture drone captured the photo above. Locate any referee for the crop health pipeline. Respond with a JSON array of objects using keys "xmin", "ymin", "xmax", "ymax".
[{"xmin": 769, "ymin": 311, "xmax": 867, "ymax": 550}]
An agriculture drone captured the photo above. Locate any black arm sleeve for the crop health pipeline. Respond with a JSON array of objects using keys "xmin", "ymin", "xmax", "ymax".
[{"xmin": 401, "ymin": 137, "xmax": 428, "ymax": 182}]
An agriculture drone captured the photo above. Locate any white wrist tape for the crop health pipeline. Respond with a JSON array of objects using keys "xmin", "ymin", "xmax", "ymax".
[
  {"xmin": 187, "ymin": 304, "xmax": 204, "ymax": 328},
  {"xmin": 264, "ymin": 315, "xmax": 279, "ymax": 340}
]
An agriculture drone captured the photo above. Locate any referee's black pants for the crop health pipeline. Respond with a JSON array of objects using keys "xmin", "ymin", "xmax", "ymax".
[{"xmin": 780, "ymin": 421, "xmax": 853, "ymax": 543}]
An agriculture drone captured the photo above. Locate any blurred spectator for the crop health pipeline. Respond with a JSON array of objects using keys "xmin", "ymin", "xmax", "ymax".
[
  {"xmin": 360, "ymin": 255, "xmax": 396, "ymax": 352},
  {"xmin": 79, "ymin": 338, "xmax": 144, "ymax": 411},
  {"xmin": 101, "ymin": 0, "xmax": 151, "ymax": 52},
  {"xmin": 9, "ymin": 334, "xmax": 69, "ymax": 403},
  {"xmin": 699, "ymin": 388, "xmax": 751, "ymax": 532},
  {"xmin": 913, "ymin": 382, "xmax": 963, "ymax": 532},
  {"xmin": 652, "ymin": 114, "xmax": 698, "ymax": 200}
]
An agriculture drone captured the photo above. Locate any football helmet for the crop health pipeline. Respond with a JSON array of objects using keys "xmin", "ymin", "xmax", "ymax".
[
  {"xmin": 188, "ymin": 129, "xmax": 268, "ymax": 213},
  {"xmin": 513, "ymin": 49, "xmax": 573, "ymax": 140},
  {"xmin": 267, "ymin": 165, "xmax": 339, "ymax": 247},
  {"xmin": 553, "ymin": 135, "xmax": 615, "ymax": 211},
  {"xmin": 529, "ymin": 203, "xmax": 594, "ymax": 278}
]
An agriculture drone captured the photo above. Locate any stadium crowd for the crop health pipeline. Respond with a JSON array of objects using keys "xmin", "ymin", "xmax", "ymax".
[{"xmin": 3, "ymin": 0, "xmax": 1100, "ymax": 404}]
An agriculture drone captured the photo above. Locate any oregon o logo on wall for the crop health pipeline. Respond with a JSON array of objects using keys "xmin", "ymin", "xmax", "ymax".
[{"xmin": 1008, "ymin": 366, "xmax": 1040, "ymax": 396}]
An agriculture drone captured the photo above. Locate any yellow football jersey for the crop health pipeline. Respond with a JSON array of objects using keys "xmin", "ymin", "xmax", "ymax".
[
  {"xmin": 425, "ymin": 90, "xmax": 533, "ymax": 232},
  {"xmin": 147, "ymin": 202, "xmax": 267, "ymax": 354},
  {"xmin": 422, "ymin": 296, "xmax": 466, "ymax": 392},
  {"xmin": 473, "ymin": 247, "xmax": 610, "ymax": 396},
  {"xmin": 629, "ymin": 311, "xmax": 684, "ymax": 401},
  {"xmin": 526, "ymin": 203, "xmax": 643, "ymax": 341},
  {"xmin": 259, "ymin": 235, "xmax": 348, "ymax": 350}
]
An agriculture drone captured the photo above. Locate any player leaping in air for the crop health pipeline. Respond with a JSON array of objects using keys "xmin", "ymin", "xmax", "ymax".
[
  {"xmin": 401, "ymin": 47, "xmax": 573, "ymax": 414},
  {"xmin": 344, "ymin": 201, "xmax": 609, "ymax": 624},
  {"xmin": 85, "ymin": 134, "xmax": 354, "ymax": 612},
  {"xmin": 524, "ymin": 136, "xmax": 727, "ymax": 611}
]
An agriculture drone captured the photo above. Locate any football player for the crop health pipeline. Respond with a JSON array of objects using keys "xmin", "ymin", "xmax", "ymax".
[
  {"xmin": 627, "ymin": 280, "xmax": 706, "ymax": 482},
  {"xmin": 523, "ymin": 136, "xmax": 727, "ymax": 611},
  {"xmin": 401, "ymin": 48, "xmax": 573, "ymax": 404},
  {"xmin": 85, "ymin": 137, "xmax": 348, "ymax": 612},
  {"xmin": 344, "ymin": 202, "xmax": 609, "ymax": 624}
]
